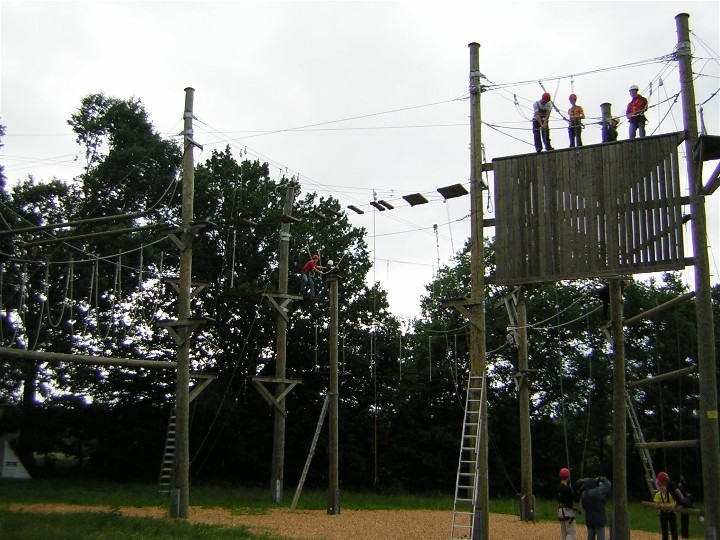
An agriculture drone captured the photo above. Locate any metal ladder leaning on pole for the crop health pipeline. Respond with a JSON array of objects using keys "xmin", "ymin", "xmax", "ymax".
[
  {"xmin": 451, "ymin": 374, "xmax": 486, "ymax": 540},
  {"xmin": 625, "ymin": 392, "xmax": 657, "ymax": 496}
]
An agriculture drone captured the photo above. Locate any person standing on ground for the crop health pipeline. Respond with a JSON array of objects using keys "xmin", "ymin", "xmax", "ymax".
[
  {"xmin": 568, "ymin": 94, "xmax": 585, "ymax": 147},
  {"xmin": 654, "ymin": 474, "xmax": 679, "ymax": 540},
  {"xmin": 626, "ymin": 84, "xmax": 648, "ymax": 138},
  {"xmin": 677, "ymin": 475, "xmax": 693, "ymax": 539},
  {"xmin": 580, "ymin": 476, "xmax": 611, "ymax": 540},
  {"xmin": 558, "ymin": 467, "xmax": 580, "ymax": 540},
  {"xmin": 533, "ymin": 92, "xmax": 555, "ymax": 152}
]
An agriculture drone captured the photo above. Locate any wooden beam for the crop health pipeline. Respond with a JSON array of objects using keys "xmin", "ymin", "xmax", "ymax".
[
  {"xmin": 640, "ymin": 501, "xmax": 704, "ymax": 516},
  {"xmin": 624, "ymin": 292, "xmax": 695, "ymax": 326},
  {"xmin": 636, "ymin": 440, "xmax": 699, "ymax": 449},
  {"xmin": 0, "ymin": 346, "xmax": 177, "ymax": 370},
  {"xmin": 627, "ymin": 366, "xmax": 697, "ymax": 389},
  {"xmin": 703, "ymin": 160, "xmax": 720, "ymax": 196}
]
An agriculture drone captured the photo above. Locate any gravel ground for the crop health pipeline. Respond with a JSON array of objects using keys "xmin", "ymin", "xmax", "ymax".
[{"xmin": 6, "ymin": 503, "xmax": 663, "ymax": 540}]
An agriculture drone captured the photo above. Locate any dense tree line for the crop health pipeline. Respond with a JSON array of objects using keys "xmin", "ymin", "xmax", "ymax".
[{"xmin": 0, "ymin": 97, "xmax": 718, "ymax": 504}]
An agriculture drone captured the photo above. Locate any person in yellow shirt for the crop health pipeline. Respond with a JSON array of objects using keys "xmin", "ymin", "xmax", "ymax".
[
  {"xmin": 654, "ymin": 475, "xmax": 679, "ymax": 540},
  {"xmin": 568, "ymin": 94, "xmax": 585, "ymax": 148}
]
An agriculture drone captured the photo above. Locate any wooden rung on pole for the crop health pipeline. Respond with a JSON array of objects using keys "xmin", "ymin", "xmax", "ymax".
[
  {"xmin": 640, "ymin": 501, "xmax": 704, "ymax": 516},
  {"xmin": 627, "ymin": 366, "xmax": 697, "ymax": 389},
  {"xmin": 635, "ymin": 440, "xmax": 699, "ymax": 450},
  {"xmin": 624, "ymin": 292, "xmax": 695, "ymax": 326}
]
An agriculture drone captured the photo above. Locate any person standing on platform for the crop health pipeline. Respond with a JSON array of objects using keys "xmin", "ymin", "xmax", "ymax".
[
  {"xmin": 626, "ymin": 84, "xmax": 648, "ymax": 138},
  {"xmin": 568, "ymin": 94, "xmax": 585, "ymax": 147},
  {"xmin": 533, "ymin": 92, "xmax": 555, "ymax": 152}
]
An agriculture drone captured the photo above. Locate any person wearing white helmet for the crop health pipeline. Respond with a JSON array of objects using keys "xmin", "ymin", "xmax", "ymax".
[
  {"xmin": 626, "ymin": 84, "xmax": 648, "ymax": 139},
  {"xmin": 317, "ymin": 259, "xmax": 339, "ymax": 300}
]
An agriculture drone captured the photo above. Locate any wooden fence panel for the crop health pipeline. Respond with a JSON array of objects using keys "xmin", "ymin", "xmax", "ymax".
[{"xmin": 492, "ymin": 132, "xmax": 685, "ymax": 285}]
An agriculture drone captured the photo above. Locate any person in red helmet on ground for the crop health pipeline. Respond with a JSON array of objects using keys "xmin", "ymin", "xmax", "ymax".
[
  {"xmin": 568, "ymin": 94, "xmax": 585, "ymax": 148},
  {"xmin": 655, "ymin": 472, "xmax": 692, "ymax": 539},
  {"xmin": 654, "ymin": 471, "xmax": 679, "ymax": 540},
  {"xmin": 533, "ymin": 92, "xmax": 555, "ymax": 153},
  {"xmin": 299, "ymin": 254, "xmax": 324, "ymax": 298},
  {"xmin": 557, "ymin": 467, "xmax": 580, "ymax": 539}
]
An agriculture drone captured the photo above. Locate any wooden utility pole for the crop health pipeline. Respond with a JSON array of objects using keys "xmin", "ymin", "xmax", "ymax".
[
  {"xmin": 517, "ymin": 290, "xmax": 534, "ymax": 521},
  {"xmin": 270, "ymin": 184, "xmax": 297, "ymax": 503},
  {"xmin": 610, "ymin": 278, "xmax": 629, "ymax": 540},
  {"xmin": 676, "ymin": 13, "xmax": 720, "ymax": 539},
  {"xmin": 468, "ymin": 42, "xmax": 488, "ymax": 540},
  {"xmin": 327, "ymin": 273, "xmax": 340, "ymax": 514},
  {"xmin": 172, "ymin": 87, "xmax": 196, "ymax": 519}
]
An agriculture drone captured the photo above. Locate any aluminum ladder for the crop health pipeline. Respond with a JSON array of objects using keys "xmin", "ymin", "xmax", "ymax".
[
  {"xmin": 626, "ymin": 391, "xmax": 657, "ymax": 496},
  {"xmin": 451, "ymin": 374, "xmax": 485, "ymax": 540}
]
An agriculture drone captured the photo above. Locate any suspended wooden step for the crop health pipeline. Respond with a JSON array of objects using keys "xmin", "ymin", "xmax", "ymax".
[
  {"xmin": 377, "ymin": 200, "xmax": 394, "ymax": 210},
  {"xmin": 627, "ymin": 366, "xmax": 697, "ymax": 389},
  {"xmin": 267, "ymin": 214, "xmax": 301, "ymax": 224},
  {"xmin": 312, "ymin": 210, "xmax": 325, "ymax": 219},
  {"xmin": 347, "ymin": 205, "xmax": 364, "ymax": 214},
  {"xmin": 437, "ymin": 183, "xmax": 469, "ymax": 200},
  {"xmin": 228, "ymin": 217, "xmax": 257, "ymax": 227},
  {"xmin": 635, "ymin": 440, "xmax": 699, "ymax": 450},
  {"xmin": 370, "ymin": 201, "xmax": 386, "ymax": 211},
  {"xmin": 402, "ymin": 193, "xmax": 428, "ymax": 206}
]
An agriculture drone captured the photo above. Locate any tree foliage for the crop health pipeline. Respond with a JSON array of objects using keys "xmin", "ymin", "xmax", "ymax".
[{"xmin": 0, "ymin": 97, "xmax": 717, "ymax": 504}]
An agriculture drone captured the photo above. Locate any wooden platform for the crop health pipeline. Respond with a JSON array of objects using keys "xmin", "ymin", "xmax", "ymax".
[{"xmin": 492, "ymin": 133, "xmax": 687, "ymax": 285}]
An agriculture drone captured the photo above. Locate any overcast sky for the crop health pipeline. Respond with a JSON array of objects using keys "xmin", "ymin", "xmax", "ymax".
[{"xmin": 1, "ymin": 1, "xmax": 719, "ymax": 320}]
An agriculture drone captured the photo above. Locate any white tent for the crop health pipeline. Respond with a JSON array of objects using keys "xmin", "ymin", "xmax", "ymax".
[{"xmin": 0, "ymin": 437, "xmax": 31, "ymax": 479}]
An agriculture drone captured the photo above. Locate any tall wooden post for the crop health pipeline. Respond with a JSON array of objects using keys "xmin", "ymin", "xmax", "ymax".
[
  {"xmin": 271, "ymin": 184, "xmax": 297, "ymax": 503},
  {"xmin": 327, "ymin": 274, "xmax": 340, "ymax": 514},
  {"xmin": 172, "ymin": 87, "xmax": 195, "ymax": 518},
  {"xmin": 468, "ymin": 41, "xmax": 488, "ymax": 540},
  {"xmin": 610, "ymin": 278, "xmax": 629, "ymax": 540},
  {"xmin": 676, "ymin": 13, "xmax": 720, "ymax": 538},
  {"xmin": 517, "ymin": 290, "xmax": 534, "ymax": 521}
]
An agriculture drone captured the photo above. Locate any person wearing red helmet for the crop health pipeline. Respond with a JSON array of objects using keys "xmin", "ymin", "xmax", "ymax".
[
  {"xmin": 557, "ymin": 467, "xmax": 580, "ymax": 539},
  {"xmin": 654, "ymin": 471, "xmax": 679, "ymax": 540},
  {"xmin": 532, "ymin": 92, "xmax": 555, "ymax": 153},
  {"xmin": 567, "ymin": 94, "xmax": 585, "ymax": 148},
  {"xmin": 655, "ymin": 471, "xmax": 692, "ymax": 539},
  {"xmin": 299, "ymin": 254, "xmax": 324, "ymax": 298}
]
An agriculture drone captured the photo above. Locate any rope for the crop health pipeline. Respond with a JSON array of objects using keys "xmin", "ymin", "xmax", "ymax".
[{"xmin": 556, "ymin": 285, "xmax": 571, "ymax": 470}]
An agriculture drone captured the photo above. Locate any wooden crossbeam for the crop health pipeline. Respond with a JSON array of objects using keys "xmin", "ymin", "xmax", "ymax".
[
  {"xmin": 189, "ymin": 375, "xmax": 216, "ymax": 403},
  {"xmin": 703, "ymin": 160, "xmax": 720, "ymax": 196},
  {"xmin": 640, "ymin": 501, "xmax": 704, "ymax": 516},
  {"xmin": 635, "ymin": 440, "xmax": 699, "ymax": 449},
  {"xmin": 441, "ymin": 297, "xmax": 484, "ymax": 332},
  {"xmin": 624, "ymin": 292, "xmax": 695, "ymax": 326},
  {"xmin": 627, "ymin": 366, "xmax": 697, "ymax": 389},
  {"xmin": 250, "ymin": 376, "xmax": 303, "ymax": 416},
  {"xmin": 0, "ymin": 346, "xmax": 176, "ymax": 370}
]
